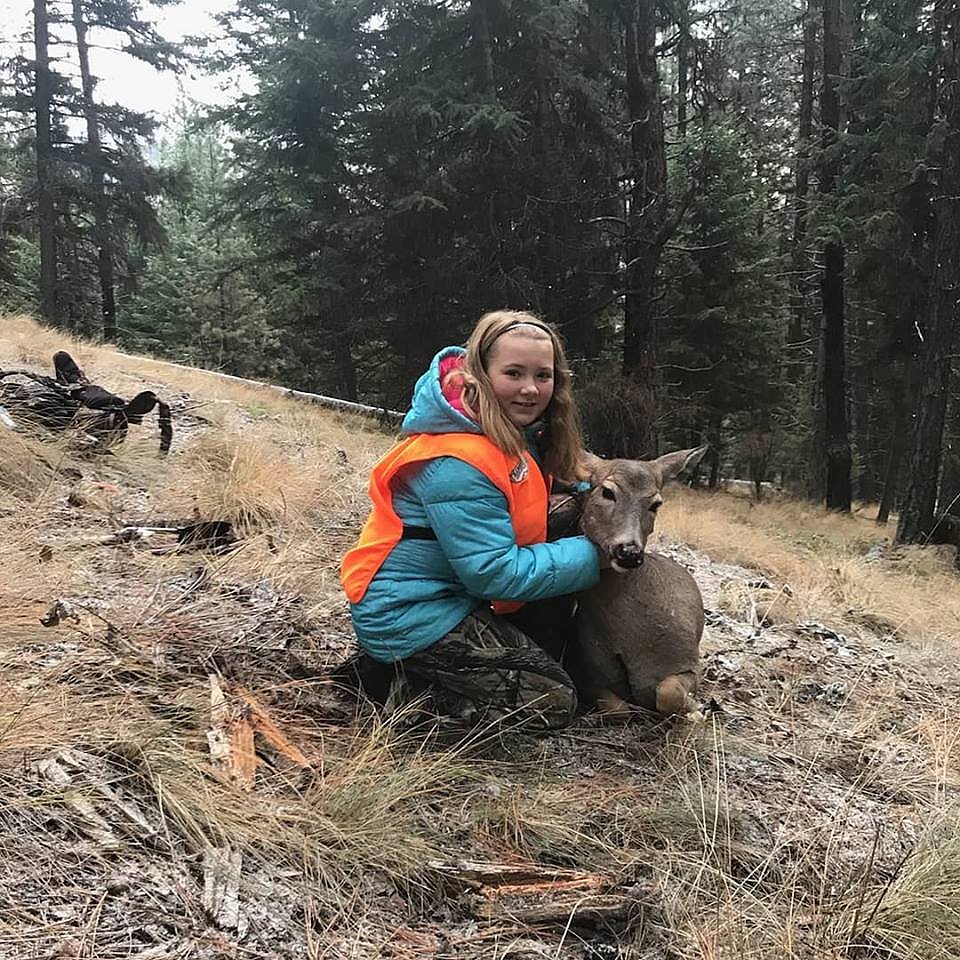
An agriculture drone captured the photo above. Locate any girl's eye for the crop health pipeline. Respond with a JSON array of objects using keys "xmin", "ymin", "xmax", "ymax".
[
  {"xmin": 601, "ymin": 487, "xmax": 616, "ymax": 501},
  {"xmin": 537, "ymin": 372, "xmax": 553, "ymax": 381}
]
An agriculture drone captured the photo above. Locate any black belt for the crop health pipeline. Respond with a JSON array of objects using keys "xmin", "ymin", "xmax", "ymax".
[{"xmin": 401, "ymin": 524, "xmax": 437, "ymax": 541}]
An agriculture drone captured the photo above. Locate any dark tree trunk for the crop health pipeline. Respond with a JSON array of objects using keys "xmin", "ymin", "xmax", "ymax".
[
  {"xmin": 822, "ymin": 244, "xmax": 852, "ymax": 509},
  {"xmin": 71, "ymin": 0, "xmax": 117, "ymax": 342},
  {"xmin": 706, "ymin": 415, "xmax": 722, "ymax": 488},
  {"xmin": 818, "ymin": 0, "xmax": 852, "ymax": 511},
  {"xmin": 33, "ymin": 0, "xmax": 58, "ymax": 325},
  {"xmin": 470, "ymin": 0, "xmax": 496, "ymax": 96},
  {"xmin": 876, "ymin": 426, "xmax": 904, "ymax": 525},
  {"xmin": 620, "ymin": 0, "xmax": 667, "ymax": 459},
  {"xmin": 334, "ymin": 334, "xmax": 358, "ymax": 402},
  {"xmin": 676, "ymin": 0, "xmax": 689, "ymax": 140},
  {"xmin": 895, "ymin": 265, "xmax": 958, "ymax": 542},
  {"xmin": 876, "ymin": 363, "xmax": 914, "ymax": 525},
  {"xmin": 939, "ymin": 408, "xmax": 960, "ymax": 517},
  {"xmin": 788, "ymin": 0, "xmax": 817, "ymax": 357},
  {"xmin": 806, "ymin": 330, "xmax": 826, "ymax": 499},
  {"xmin": 896, "ymin": 93, "xmax": 960, "ymax": 538}
]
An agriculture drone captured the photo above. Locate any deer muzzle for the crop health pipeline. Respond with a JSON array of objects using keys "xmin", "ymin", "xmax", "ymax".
[{"xmin": 611, "ymin": 543, "xmax": 645, "ymax": 570}]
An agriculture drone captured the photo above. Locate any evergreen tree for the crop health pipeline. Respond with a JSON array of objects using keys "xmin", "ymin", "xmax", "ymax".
[
  {"xmin": 815, "ymin": 0, "xmax": 853, "ymax": 510},
  {"xmin": 659, "ymin": 121, "xmax": 786, "ymax": 480},
  {"xmin": 897, "ymin": 0, "xmax": 960, "ymax": 543},
  {"xmin": 124, "ymin": 106, "xmax": 280, "ymax": 377},
  {"xmin": 620, "ymin": 0, "xmax": 668, "ymax": 457},
  {"xmin": 0, "ymin": 0, "xmax": 180, "ymax": 337},
  {"xmin": 213, "ymin": 0, "xmax": 622, "ymax": 404}
]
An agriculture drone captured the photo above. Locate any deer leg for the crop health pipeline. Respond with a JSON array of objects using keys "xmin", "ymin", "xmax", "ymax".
[{"xmin": 654, "ymin": 672, "xmax": 699, "ymax": 716}]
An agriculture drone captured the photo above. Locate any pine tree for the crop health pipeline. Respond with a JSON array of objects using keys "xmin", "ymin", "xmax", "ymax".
[
  {"xmin": 620, "ymin": 0, "xmax": 668, "ymax": 457},
  {"xmin": 817, "ymin": 0, "xmax": 853, "ymax": 510},
  {"xmin": 659, "ymin": 121, "xmax": 786, "ymax": 479},
  {"xmin": 32, "ymin": 0, "xmax": 59, "ymax": 325},
  {"xmin": 897, "ymin": 0, "xmax": 960, "ymax": 543},
  {"xmin": 1, "ymin": 0, "xmax": 179, "ymax": 337},
  {"xmin": 124, "ymin": 105, "xmax": 280, "ymax": 376}
]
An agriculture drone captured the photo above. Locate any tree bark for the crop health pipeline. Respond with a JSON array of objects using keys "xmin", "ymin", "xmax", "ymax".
[
  {"xmin": 896, "ymin": 7, "xmax": 960, "ymax": 542},
  {"xmin": 876, "ymin": 366, "xmax": 912, "ymax": 525},
  {"xmin": 470, "ymin": 0, "xmax": 496, "ymax": 97},
  {"xmin": 818, "ymin": 0, "xmax": 852, "ymax": 510},
  {"xmin": 620, "ymin": 0, "xmax": 667, "ymax": 458},
  {"xmin": 676, "ymin": 0, "xmax": 689, "ymax": 140},
  {"xmin": 788, "ymin": 0, "xmax": 817, "ymax": 358},
  {"xmin": 33, "ymin": 0, "xmax": 59, "ymax": 325},
  {"xmin": 71, "ymin": 0, "xmax": 117, "ymax": 342}
]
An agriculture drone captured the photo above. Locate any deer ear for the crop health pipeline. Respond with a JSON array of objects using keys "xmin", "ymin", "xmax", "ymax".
[
  {"xmin": 651, "ymin": 444, "xmax": 708, "ymax": 486},
  {"xmin": 576, "ymin": 451, "xmax": 608, "ymax": 483}
]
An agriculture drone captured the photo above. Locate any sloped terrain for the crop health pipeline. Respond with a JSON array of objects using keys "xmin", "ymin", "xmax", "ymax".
[{"xmin": 2, "ymin": 315, "xmax": 959, "ymax": 960}]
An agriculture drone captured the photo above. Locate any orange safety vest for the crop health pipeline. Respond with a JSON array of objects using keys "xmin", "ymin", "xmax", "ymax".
[{"xmin": 341, "ymin": 433, "xmax": 548, "ymax": 615}]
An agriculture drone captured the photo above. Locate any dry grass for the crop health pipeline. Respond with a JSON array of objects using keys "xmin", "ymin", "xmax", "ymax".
[
  {"xmin": 855, "ymin": 808, "xmax": 960, "ymax": 960},
  {"xmin": 0, "ymin": 430, "xmax": 58, "ymax": 503},
  {"xmin": 660, "ymin": 486, "xmax": 960, "ymax": 648},
  {"xmin": 3, "ymin": 313, "xmax": 960, "ymax": 958}
]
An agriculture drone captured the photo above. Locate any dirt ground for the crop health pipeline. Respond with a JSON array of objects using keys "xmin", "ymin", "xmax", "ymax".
[{"xmin": 2, "ymin": 323, "xmax": 958, "ymax": 960}]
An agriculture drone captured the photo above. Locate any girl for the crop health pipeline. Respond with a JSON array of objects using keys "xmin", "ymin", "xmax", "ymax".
[{"xmin": 340, "ymin": 310, "xmax": 601, "ymax": 728}]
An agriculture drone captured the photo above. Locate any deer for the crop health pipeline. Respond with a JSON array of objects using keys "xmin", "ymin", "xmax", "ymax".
[{"xmin": 549, "ymin": 446, "xmax": 708, "ymax": 718}]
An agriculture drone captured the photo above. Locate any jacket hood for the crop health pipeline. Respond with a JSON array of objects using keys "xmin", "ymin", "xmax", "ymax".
[{"xmin": 401, "ymin": 347, "xmax": 481, "ymax": 436}]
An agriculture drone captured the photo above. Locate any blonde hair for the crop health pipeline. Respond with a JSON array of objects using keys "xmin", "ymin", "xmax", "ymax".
[{"xmin": 446, "ymin": 309, "xmax": 585, "ymax": 480}]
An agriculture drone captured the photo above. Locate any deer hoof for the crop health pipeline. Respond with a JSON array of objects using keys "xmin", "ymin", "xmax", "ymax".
[{"xmin": 655, "ymin": 675, "xmax": 698, "ymax": 716}]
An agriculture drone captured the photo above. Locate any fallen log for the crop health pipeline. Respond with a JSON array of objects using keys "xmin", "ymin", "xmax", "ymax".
[{"xmin": 107, "ymin": 348, "xmax": 404, "ymax": 425}]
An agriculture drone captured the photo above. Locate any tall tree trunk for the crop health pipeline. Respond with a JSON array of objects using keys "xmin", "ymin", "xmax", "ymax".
[
  {"xmin": 470, "ymin": 0, "xmax": 496, "ymax": 96},
  {"xmin": 876, "ymin": 359, "xmax": 915, "ymax": 525},
  {"xmin": 33, "ymin": 0, "xmax": 58, "ymax": 325},
  {"xmin": 938, "ymin": 409, "xmax": 960, "ymax": 517},
  {"xmin": 876, "ymin": 423, "xmax": 904, "ymax": 525},
  {"xmin": 621, "ymin": 0, "xmax": 667, "ymax": 458},
  {"xmin": 71, "ymin": 0, "xmax": 117, "ymax": 342},
  {"xmin": 805, "ymin": 333, "xmax": 826, "ymax": 499},
  {"xmin": 818, "ymin": 0, "xmax": 852, "ymax": 510},
  {"xmin": 896, "ymin": 8, "xmax": 960, "ymax": 542},
  {"xmin": 789, "ymin": 0, "xmax": 817, "ymax": 357},
  {"xmin": 851, "ymin": 325, "xmax": 875, "ymax": 503},
  {"xmin": 676, "ymin": 0, "xmax": 689, "ymax": 140}
]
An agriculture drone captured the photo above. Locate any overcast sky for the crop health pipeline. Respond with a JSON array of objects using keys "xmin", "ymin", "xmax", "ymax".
[{"xmin": 0, "ymin": 0, "xmax": 242, "ymax": 128}]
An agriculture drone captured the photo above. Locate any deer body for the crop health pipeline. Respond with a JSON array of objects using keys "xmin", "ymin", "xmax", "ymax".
[
  {"xmin": 569, "ymin": 553, "xmax": 703, "ymax": 715},
  {"xmin": 563, "ymin": 446, "xmax": 708, "ymax": 716}
]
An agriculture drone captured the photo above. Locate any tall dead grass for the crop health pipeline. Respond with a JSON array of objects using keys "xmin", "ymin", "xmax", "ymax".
[
  {"xmin": 0, "ymin": 430, "xmax": 57, "ymax": 504},
  {"xmin": 660, "ymin": 486, "xmax": 960, "ymax": 648},
  {"xmin": 171, "ymin": 433, "xmax": 328, "ymax": 529},
  {"xmin": 854, "ymin": 807, "xmax": 960, "ymax": 960}
]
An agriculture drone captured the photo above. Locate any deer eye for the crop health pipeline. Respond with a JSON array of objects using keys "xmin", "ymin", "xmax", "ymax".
[
  {"xmin": 649, "ymin": 501, "xmax": 662, "ymax": 513},
  {"xmin": 601, "ymin": 486, "xmax": 617, "ymax": 501}
]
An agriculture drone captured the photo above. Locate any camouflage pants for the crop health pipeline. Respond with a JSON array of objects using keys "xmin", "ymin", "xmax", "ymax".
[{"xmin": 393, "ymin": 607, "xmax": 578, "ymax": 730}]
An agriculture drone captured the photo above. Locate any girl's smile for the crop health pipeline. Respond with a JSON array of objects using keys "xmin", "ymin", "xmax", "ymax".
[{"xmin": 485, "ymin": 335, "xmax": 555, "ymax": 428}]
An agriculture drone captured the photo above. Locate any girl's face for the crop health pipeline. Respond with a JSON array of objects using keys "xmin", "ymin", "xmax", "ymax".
[{"xmin": 484, "ymin": 333, "xmax": 555, "ymax": 428}]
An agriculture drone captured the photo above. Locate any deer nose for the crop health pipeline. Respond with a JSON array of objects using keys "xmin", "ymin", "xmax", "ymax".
[{"xmin": 612, "ymin": 543, "xmax": 645, "ymax": 568}]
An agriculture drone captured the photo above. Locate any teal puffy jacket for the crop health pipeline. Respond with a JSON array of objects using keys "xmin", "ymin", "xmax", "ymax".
[{"xmin": 348, "ymin": 347, "xmax": 601, "ymax": 663}]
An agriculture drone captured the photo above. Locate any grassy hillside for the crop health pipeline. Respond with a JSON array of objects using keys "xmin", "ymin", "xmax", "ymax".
[{"xmin": 2, "ymin": 314, "xmax": 959, "ymax": 960}]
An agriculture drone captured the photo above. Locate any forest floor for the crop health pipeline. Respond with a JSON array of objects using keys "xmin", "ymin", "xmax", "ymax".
[{"xmin": 2, "ymin": 314, "xmax": 960, "ymax": 960}]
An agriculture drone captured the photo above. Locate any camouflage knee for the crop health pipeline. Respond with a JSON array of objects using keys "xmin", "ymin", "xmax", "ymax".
[{"xmin": 401, "ymin": 610, "xmax": 578, "ymax": 729}]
